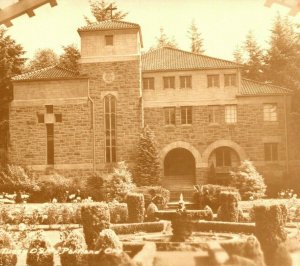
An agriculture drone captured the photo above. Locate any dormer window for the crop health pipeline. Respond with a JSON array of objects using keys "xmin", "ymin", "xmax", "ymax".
[{"xmin": 105, "ymin": 35, "xmax": 113, "ymax": 46}]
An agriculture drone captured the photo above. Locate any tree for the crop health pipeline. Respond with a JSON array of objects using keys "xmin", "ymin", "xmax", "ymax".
[
  {"xmin": 59, "ymin": 44, "xmax": 80, "ymax": 72},
  {"xmin": 150, "ymin": 27, "xmax": 178, "ymax": 50},
  {"xmin": 134, "ymin": 125, "xmax": 161, "ymax": 186},
  {"xmin": 85, "ymin": 0, "xmax": 128, "ymax": 24},
  {"xmin": 187, "ymin": 20, "xmax": 204, "ymax": 54},
  {"xmin": 0, "ymin": 28, "xmax": 25, "ymax": 102},
  {"xmin": 229, "ymin": 160, "xmax": 266, "ymax": 200},
  {"xmin": 27, "ymin": 48, "xmax": 58, "ymax": 71},
  {"xmin": 232, "ymin": 46, "xmax": 244, "ymax": 64},
  {"xmin": 242, "ymin": 31, "xmax": 264, "ymax": 81}
]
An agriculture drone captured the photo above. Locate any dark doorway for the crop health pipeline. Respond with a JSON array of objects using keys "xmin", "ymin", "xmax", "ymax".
[{"xmin": 46, "ymin": 124, "xmax": 54, "ymax": 165}]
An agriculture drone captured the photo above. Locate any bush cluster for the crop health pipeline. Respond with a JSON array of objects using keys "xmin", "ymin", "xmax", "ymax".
[
  {"xmin": 95, "ymin": 229, "xmax": 123, "ymax": 251},
  {"xmin": 217, "ymin": 192, "xmax": 240, "ymax": 222},
  {"xmin": 126, "ymin": 193, "xmax": 145, "ymax": 223},
  {"xmin": 0, "ymin": 229, "xmax": 17, "ymax": 266},
  {"xmin": 26, "ymin": 231, "xmax": 54, "ymax": 266},
  {"xmin": 81, "ymin": 203, "xmax": 110, "ymax": 250},
  {"xmin": 193, "ymin": 184, "xmax": 240, "ymax": 212},
  {"xmin": 254, "ymin": 204, "xmax": 290, "ymax": 266},
  {"xmin": 108, "ymin": 201, "xmax": 128, "ymax": 224},
  {"xmin": 133, "ymin": 186, "xmax": 170, "ymax": 208}
]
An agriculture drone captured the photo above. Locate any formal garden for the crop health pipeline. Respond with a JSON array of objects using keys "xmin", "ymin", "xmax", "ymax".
[{"xmin": 0, "ymin": 157, "xmax": 299, "ymax": 266}]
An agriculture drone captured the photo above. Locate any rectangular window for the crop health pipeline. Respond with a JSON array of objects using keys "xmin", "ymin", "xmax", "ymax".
[
  {"xmin": 264, "ymin": 103, "xmax": 278, "ymax": 122},
  {"xmin": 164, "ymin": 107, "xmax": 175, "ymax": 125},
  {"xmin": 180, "ymin": 76, "xmax": 192, "ymax": 88},
  {"xmin": 37, "ymin": 113, "xmax": 44, "ymax": 123},
  {"xmin": 46, "ymin": 124, "xmax": 54, "ymax": 165},
  {"xmin": 264, "ymin": 143, "xmax": 278, "ymax": 161},
  {"xmin": 225, "ymin": 105, "xmax": 237, "ymax": 124},
  {"xmin": 163, "ymin": 76, "xmax": 175, "ymax": 89},
  {"xmin": 105, "ymin": 35, "xmax": 113, "ymax": 46},
  {"xmin": 224, "ymin": 74, "xmax": 237, "ymax": 87},
  {"xmin": 208, "ymin": 105, "xmax": 219, "ymax": 123},
  {"xmin": 207, "ymin": 75, "xmax": 220, "ymax": 88},
  {"xmin": 216, "ymin": 147, "xmax": 231, "ymax": 167},
  {"xmin": 181, "ymin": 106, "xmax": 192, "ymax": 124},
  {"xmin": 55, "ymin": 114, "xmax": 62, "ymax": 123},
  {"xmin": 143, "ymin": 77, "xmax": 155, "ymax": 90}
]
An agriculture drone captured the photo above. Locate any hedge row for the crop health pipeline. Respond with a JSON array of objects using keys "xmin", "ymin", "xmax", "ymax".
[
  {"xmin": 111, "ymin": 221, "xmax": 167, "ymax": 235},
  {"xmin": 155, "ymin": 209, "xmax": 213, "ymax": 221},
  {"xmin": 0, "ymin": 202, "xmax": 129, "ymax": 225},
  {"xmin": 192, "ymin": 221, "xmax": 255, "ymax": 234}
]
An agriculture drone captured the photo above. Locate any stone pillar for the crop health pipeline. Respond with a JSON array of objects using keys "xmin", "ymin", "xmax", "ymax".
[{"xmin": 195, "ymin": 167, "xmax": 208, "ymax": 185}]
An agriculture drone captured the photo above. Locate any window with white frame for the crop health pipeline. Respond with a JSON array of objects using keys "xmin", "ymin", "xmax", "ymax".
[
  {"xmin": 180, "ymin": 76, "xmax": 192, "ymax": 88},
  {"xmin": 181, "ymin": 106, "xmax": 192, "ymax": 124},
  {"xmin": 164, "ymin": 107, "xmax": 175, "ymax": 125},
  {"xmin": 207, "ymin": 75, "xmax": 220, "ymax": 88},
  {"xmin": 264, "ymin": 103, "xmax": 278, "ymax": 122},
  {"xmin": 163, "ymin": 76, "xmax": 175, "ymax": 89},
  {"xmin": 225, "ymin": 105, "xmax": 237, "ymax": 123},
  {"xmin": 224, "ymin": 74, "xmax": 237, "ymax": 87},
  {"xmin": 143, "ymin": 77, "xmax": 155, "ymax": 90}
]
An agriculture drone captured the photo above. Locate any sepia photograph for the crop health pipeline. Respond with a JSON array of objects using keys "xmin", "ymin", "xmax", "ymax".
[{"xmin": 0, "ymin": 0, "xmax": 299, "ymax": 265}]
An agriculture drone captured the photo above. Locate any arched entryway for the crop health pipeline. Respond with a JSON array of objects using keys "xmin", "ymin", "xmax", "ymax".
[{"xmin": 163, "ymin": 148, "xmax": 196, "ymax": 190}]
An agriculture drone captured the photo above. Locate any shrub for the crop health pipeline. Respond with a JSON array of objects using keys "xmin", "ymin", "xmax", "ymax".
[
  {"xmin": 230, "ymin": 160, "xmax": 266, "ymax": 200},
  {"xmin": 83, "ymin": 172, "xmax": 105, "ymax": 202},
  {"xmin": 0, "ymin": 165, "xmax": 39, "ymax": 194},
  {"xmin": 0, "ymin": 229, "xmax": 17, "ymax": 266},
  {"xmin": 26, "ymin": 231, "xmax": 54, "ymax": 266},
  {"xmin": 217, "ymin": 192, "xmax": 240, "ymax": 222},
  {"xmin": 134, "ymin": 125, "xmax": 161, "ymax": 186},
  {"xmin": 146, "ymin": 202, "xmax": 158, "ymax": 222},
  {"xmin": 81, "ymin": 203, "xmax": 110, "ymax": 250},
  {"xmin": 59, "ymin": 230, "xmax": 88, "ymax": 266},
  {"xmin": 254, "ymin": 204, "xmax": 288, "ymax": 266},
  {"xmin": 108, "ymin": 201, "xmax": 128, "ymax": 224},
  {"xmin": 133, "ymin": 186, "xmax": 170, "ymax": 208},
  {"xmin": 126, "ymin": 193, "xmax": 145, "ymax": 223},
  {"xmin": 105, "ymin": 161, "xmax": 135, "ymax": 202},
  {"xmin": 95, "ymin": 229, "xmax": 123, "ymax": 251},
  {"xmin": 193, "ymin": 184, "xmax": 239, "ymax": 212}
]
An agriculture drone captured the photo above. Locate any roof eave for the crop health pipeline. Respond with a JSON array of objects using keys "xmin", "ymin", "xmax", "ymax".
[
  {"xmin": 237, "ymin": 93, "xmax": 291, "ymax": 97},
  {"xmin": 142, "ymin": 66, "xmax": 240, "ymax": 73},
  {"xmin": 12, "ymin": 76, "xmax": 89, "ymax": 83}
]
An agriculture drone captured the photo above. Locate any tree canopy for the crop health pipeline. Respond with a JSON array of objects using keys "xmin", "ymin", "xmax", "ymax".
[
  {"xmin": 0, "ymin": 28, "xmax": 25, "ymax": 102},
  {"xmin": 27, "ymin": 48, "xmax": 58, "ymax": 72},
  {"xmin": 187, "ymin": 20, "xmax": 205, "ymax": 54},
  {"xmin": 150, "ymin": 27, "xmax": 178, "ymax": 50},
  {"xmin": 58, "ymin": 44, "xmax": 80, "ymax": 72},
  {"xmin": 85, "ymin": 0, "xmax": 128, "ymax": 24}
]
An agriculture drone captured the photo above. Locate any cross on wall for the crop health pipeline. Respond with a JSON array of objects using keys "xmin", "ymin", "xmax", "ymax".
[{"xmin": 37, "ymin": 105, "xmax": 62, "ymax": 124}]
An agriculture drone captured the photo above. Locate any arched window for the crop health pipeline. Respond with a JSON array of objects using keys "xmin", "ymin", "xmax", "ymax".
[{"xmin": 104, "ymin": 95, "xmax": 116, "ymax": 163}]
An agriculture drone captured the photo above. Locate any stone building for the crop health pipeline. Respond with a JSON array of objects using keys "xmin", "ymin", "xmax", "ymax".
[{"xmin": 2, "ymin": 20, "xmax": 300, "ymax": 195}]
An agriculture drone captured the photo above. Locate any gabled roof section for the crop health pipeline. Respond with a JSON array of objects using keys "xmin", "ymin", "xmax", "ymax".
[
  {"xmin": 240, "ymin": 79, "xmax": 292, "ymax": 96},
  {"xmin": 78, "ymin": 20, "xmax": 140, "ymax": 32},
  {"xmin": 141, "ymin": 47, "xmax": 241, "ymax": 72},
  {"xmin": 12, "ymin": 65, "xmax": 85, "ymax": 82}
]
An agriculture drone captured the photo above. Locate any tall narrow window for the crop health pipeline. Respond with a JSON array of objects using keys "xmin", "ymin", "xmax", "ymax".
[
  {"xmin": 216, "ymin": 147, "xmax": 231, "ymax": 167},
  {"xmin": 225, "ymin": 105, "xmax": 237, "ymax": 124},
  {"xmin": 104, "ymin": 95, "xmax": 116, "ymax": 163},
  {"xmin": 264, "ymin": 143, "xmax": 278, "ymax": 161},
  {"xmin": 164, "ymin": 107, "xmax": 175, "ymax": 125},
  {"xmin": 181, "ymin": 106, "xmax": 192, "ymax": 124},
  {"xmin": 46, "ymin": 124, "xmax": 54, "ymax": 165},
  {"xmin": 208, "ymin": 105, "xmax": 219, "ymax": 123},
  {"xmin": 264, "ymin": 103, "xmax": 277, "ymax": 122}
]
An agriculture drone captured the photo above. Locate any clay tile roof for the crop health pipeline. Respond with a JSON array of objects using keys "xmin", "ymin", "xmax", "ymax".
[
  {"xmin": 141, "ymin": 47, "xmax": 241, "ymax": 71},
  {"xmin": 240, "ymin": 79, "xmax": 291, "ymax": 96},
  {"xmin": 12, "ymin": 65, "xmax": 85, "ymax": 81},
  {"xmin": 78, "ymin": 20, "xmax": 140, "ymax": 32}
]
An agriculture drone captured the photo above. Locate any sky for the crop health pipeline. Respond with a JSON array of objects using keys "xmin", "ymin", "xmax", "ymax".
[{"xmin": 0, "ymin": 0, "xmax": 299, "ymax": 61}]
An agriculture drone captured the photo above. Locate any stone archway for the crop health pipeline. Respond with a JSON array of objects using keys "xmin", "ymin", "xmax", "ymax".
[{"xmin": 163, "ymin": 148, "xmax": 196, "ymax": 190}]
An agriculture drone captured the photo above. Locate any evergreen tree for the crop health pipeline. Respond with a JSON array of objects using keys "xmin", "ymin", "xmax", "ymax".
[
  {"xmin": 85, "ymin": 0, "xmax": 128, "ymax": 24},
  {"xmin": 0, "ymin": 28, "xmax": 25, "ymax": 102},
  {"xmin": 242, "ymin": 31, "xmax": 264, "ymax": 81},
  {"xmin": 187, "ymin": 20, "xmax": 204, "ymax": 54},
  {"xmin": 230, "ymin": 160, "xmax": 266, "ymax": 200},
  {"xmin": 150, "ymin": 27, "xmax": 178, "ymax": 50},
  {"xmin": 134, "ymin": 125, "xmax": 160, "ymax": 186},
  {"xmin": 232, "ymin": 45, "xmax": 244, "ymax": 64},
  {"xmin": 27, "ymin": 48, "xmax": 58, "ymax": 71},
  {"xmin": 59, "ymin": 44, "xmax": 80, "ymax": 72}
]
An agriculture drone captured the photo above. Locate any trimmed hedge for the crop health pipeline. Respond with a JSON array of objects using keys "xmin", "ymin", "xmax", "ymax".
[
  {"xmin": 194, "ymin": 184, "xmax": 240, "ymax": 212},
  {"xmin": 0, "ymin": 230, "xmax": 17, "ymax": 266},
  {"xmin": 111, "ymin": 221, "xmax": 167, "ymax": 235},
  {"xmin": 133, "ymin": 186, "xmax": 170, "ymax": 208},
  {"xmin": 155, "ymin": 209, "xmax": 213, "ymax": 221},
  {"xmin": 192, "ymin": 221, "xmax": 255, "ymax": 234},
  {"xmin": 95, "ymin": 229, "xmax": 122, "ymax": 251},
  {"xmin": 217, "ymin": 191, "xmax": 240, "ymax": 222},
  {"xmin": 254, "ymin": 204, "xmax": 289, "ymax": 266},
  {"xmin": 108, "ymin": 202, "xmax": 128, "ymax": 224},
  {"xmin": 127, "ymin": 193, "xmax": 145, "ymax": 223},
  {"xmin": 81, "ymin": 203, "xmax": 110, "ymax": 250}
]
